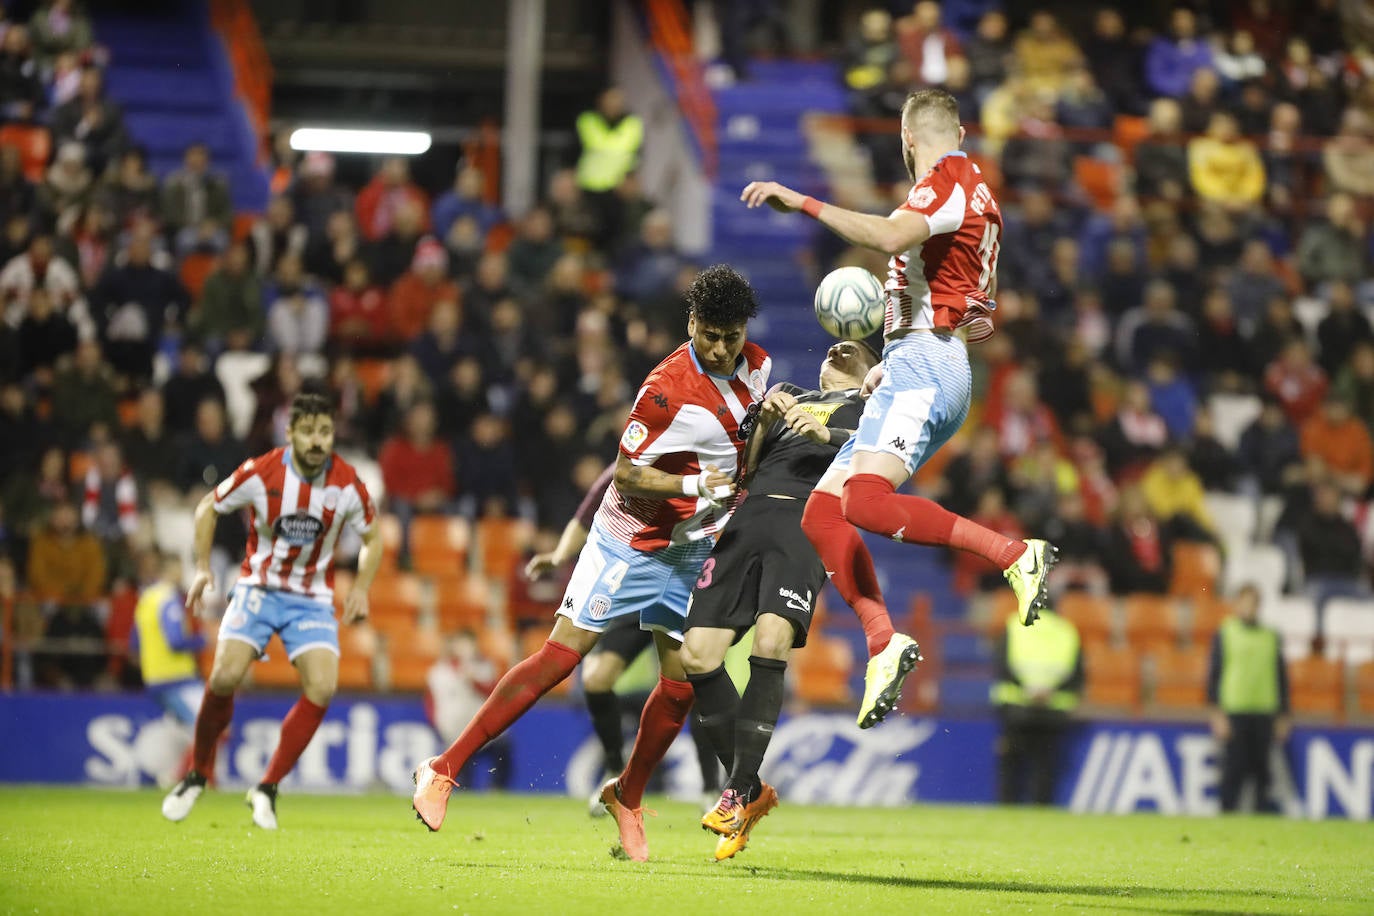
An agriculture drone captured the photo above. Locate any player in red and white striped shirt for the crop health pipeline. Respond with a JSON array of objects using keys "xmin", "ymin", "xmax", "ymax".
[{"xmin": 161, "ymin": 392, "xmax": 383, "ymax": 829}]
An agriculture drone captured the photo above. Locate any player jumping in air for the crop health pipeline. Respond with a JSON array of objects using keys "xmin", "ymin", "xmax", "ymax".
[
  {"xmin": 682, "ymin": 339, "xmax": 880, "ymax": 860},
  {"xmin": 411, "ymin": 265, "xmax": 770, "ymax": 862},
  {"xmin": 161, "ymin": 392, "xmax": 383, "ymax": 828},
  {"xmin": 741, "ymin": 88, "xmax": 1056, "ymax": 730}
]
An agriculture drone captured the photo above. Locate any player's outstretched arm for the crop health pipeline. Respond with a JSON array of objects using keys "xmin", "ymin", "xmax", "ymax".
[
  {"xmin": 344, "ymin": 524, "xmax": 383, "ymax": 625},
  {"xmin": 613, "ymin": 452, "xmax": 734, "ymax": 505},
  {"xmin": 185, "ymin": 492, "xmax": 220, "ymax": 618},
  {"xmin": 740, "ymin": 180, "xmax": 931, "ymax": 256}
]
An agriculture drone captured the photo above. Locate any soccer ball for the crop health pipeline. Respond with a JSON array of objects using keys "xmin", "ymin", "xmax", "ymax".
[{"xmin": 813, "ymin": 266, "xmax": 886, "ymax": 340}]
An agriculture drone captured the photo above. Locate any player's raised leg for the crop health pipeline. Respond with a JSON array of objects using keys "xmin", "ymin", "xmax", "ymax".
[
  {"xmin": 162, "ymin": 635, "xmax": 255, "ymax": 822},
  {"xmin": 412, "ymin": 616, "xmax": 592, "ymax": 830}
]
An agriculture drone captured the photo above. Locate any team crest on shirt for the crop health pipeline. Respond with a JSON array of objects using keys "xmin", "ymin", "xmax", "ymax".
[
  {"xmin": 588, "ymin": 595, "xmax": 612, "ymax": 620},
  {"xmin": 748, "ymin": 368, "xmax": 766, "ymax": 400},
  {"xmin": 322, "ymin": 487, "xmax": 340, "ymax": 512},
  {"xmin": 910, "ymin": 185, "xmax": 937, "ymax": 209},
  {"xmin": 621, "ymin": 421, "xmax": 649, "ymax": 452},
  {"xmin": 274, "ymin": 511, "xmax": 324, "ymax": 546}
]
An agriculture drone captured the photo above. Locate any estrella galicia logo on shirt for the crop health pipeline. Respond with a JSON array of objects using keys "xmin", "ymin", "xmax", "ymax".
[{"xmin": 273, "ymin": 512, "xmax": 324, "ymax": 547}]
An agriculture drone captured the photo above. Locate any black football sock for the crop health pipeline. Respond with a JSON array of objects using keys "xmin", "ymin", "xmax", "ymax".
[
  {"xmin": 584, "ymin": 690, "xmax": 625, "ymax": 773},
  {"xmin": 727, "ymin": 656, "xmax": 787, "ymax": 800},
  {"xmin": 686, "ymin": 665, "xmax": 740, "ymax": 774}
]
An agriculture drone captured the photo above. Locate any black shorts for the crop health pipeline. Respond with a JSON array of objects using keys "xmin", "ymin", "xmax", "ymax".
[
  {"xmin": 587, "ymin": 612, "xmax": 654, "ymax": 664},
  {"xmin": 684, "ymin": 494, "xmax": 822, "ymax": 648}
]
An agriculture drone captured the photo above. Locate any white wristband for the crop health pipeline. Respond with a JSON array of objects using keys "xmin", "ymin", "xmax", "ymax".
[{"xmin": 681, "ymin": 474, "xmax": 701, "ymax": 496}]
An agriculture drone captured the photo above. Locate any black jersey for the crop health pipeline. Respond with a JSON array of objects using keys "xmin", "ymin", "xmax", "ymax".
[{"xmin": 747, "ymin": 384, "xmax": 864, "ymax": 499}]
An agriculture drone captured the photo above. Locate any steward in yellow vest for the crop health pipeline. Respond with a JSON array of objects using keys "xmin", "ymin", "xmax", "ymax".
[
  {"xmin": 131, "ymin": 552, "xmax": 205, "ymax": 726},
  {"xmin": 1206, "ymin": 583, "xmax": 1290, "ymax": 813},
  {"xmin": 991, "ymin": 607, "xmax": 1083, "ymax": 804}
]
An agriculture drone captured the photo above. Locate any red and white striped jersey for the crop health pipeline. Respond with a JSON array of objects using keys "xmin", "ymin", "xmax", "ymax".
[
  {"xmin": 597, "ymin": 341, "xmax": 770, "ymax": 551},
  {"xmin": 885, "ymin": 151, "xmax": 1001, "ymax": 342},
  {"xmin": 213, "ymin": 447, "xmax": 376, "ymax": 603}
]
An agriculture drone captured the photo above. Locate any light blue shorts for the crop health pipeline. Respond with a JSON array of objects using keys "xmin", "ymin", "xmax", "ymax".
[
  {"xmin": 831, "ymin": 331, "xmax": 972, "ymax": 476},
  {"xmin": 148, "ymin": 678, "xmax": 203, "ymax": 726},
  {"xmin": 556, "ymin": 523, "xmax": 715, "ymax": 643},
  {"xmin": 218, "ymin": 584, "xmax": 340, "ymax": 661}
]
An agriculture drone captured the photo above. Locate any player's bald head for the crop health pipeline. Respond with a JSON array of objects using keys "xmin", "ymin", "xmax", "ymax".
[{"xmin": 901, "ymin": 88, "xmax": 960, "ymax": 142}]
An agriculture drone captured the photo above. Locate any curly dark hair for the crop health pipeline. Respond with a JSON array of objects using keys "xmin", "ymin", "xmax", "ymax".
[
  {"xmin": 685, "ymin": 264, "xmax": 759, "ymax": 328},
  {"xmin": 288, "ymin": 390, "xmax": 335, "ymax": 427}
]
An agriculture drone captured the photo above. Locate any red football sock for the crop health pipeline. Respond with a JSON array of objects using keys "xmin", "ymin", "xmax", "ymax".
[
  {"xmin": 616, "ymin": 675, "xmax": 694, "ymax": 809},
  {"xmin": 433, "ymin": 639, "xmax": 582, "ymax": 780},
  {"xmin": 802, "ymin": 491, "xmax": 894, "ymax": 657},
  {"xmin": 261, "ymin": 696, "xmax": 329, "ymax": 784},
  {"xmin": 192, "ymin": 687, "xmax": 234, "ymax": 774},
  {"xmin": 842, "ymin": 474, "xmax": 1026, "ymax": 568}
]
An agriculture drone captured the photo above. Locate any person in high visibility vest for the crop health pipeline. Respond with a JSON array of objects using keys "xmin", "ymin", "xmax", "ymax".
[
  {"xmin": 575, "ymin": 87, "xmax": 643, "ymax": 246},
  {"xmin": 1206, "ymin": 583, "xmax": 1290, "ymax": 813},
  {"xmin": 991, "ymin": 606, "xmax": 1083, "ymax": 804}
]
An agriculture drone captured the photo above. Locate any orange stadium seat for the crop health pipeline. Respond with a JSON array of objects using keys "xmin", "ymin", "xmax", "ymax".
[
  {"xmin": 365, "ymin": 570, "xmax": 423, "ymax": 621},
  {"xmin": 1083, "ymin": 645, "xmax": 1142, "ymax": 710},
  {"xmin": 1057, "ymin": 592, "xmax": 1114, "ymax": 648},
  {"xmin": 1288, "ymin": 656, "xmax": 1344, "ymax": 719},
  {"xmin": 1353, "ymin": 661, "xmax": 1374, "ymax": 718},
  {"xmin": 432, "ymin": 572, "xmax": 489, "ymax": 632},
  {"xmin": 0, "ymin": 123, "xmax": 51, "ymax": 180},
  {"xmin": 180, "ymin": 250, "xmax": 217, "ymax": 300},
  {"xmin": 354, "ymin": 359, "xmax": 392, "ymax": 405},
  {"xmin": 1073, "ymin": 156, "xmax": 1122, "ymax": 211},
  {"xmin": 1150, "ymin": 646, "xmax": 1209, "ymax": 709},
  {"xmin": 1188, "ymin": 594, "xmax": 1233, "ymax": 647},
  {"xmin": 386, "ymin": 626, "xmax": 442, "ymax": 692},
  {"xmin": 477, "ymin": 516, "xmax": 531, "ymax": 580},
  {"xmin": 410, "ymin": 515, "xmax": 470, "ymax": 577},
  {"xmin": 793, "ymin": 635, "xmax": 854, "ymax": 706},
  {"xmin": 1169, "ymin": 542, "xmax": 1221, "ymax": 598},
  {"xmin": 338, "ymin": 625, "xmax": 377, "ymax": 690},
  {"xmin": 1123, "ymin": 593, "xmax": 1181, "ymax": 653},
  {"xmin": 1112, "ymin": 115, "xmax": 1150, "ymax": 164}
]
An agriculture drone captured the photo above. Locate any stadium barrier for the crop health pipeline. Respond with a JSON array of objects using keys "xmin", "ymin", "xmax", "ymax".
[{"xmin": 1, "ymin": 693, "xmax": 1370, "ymax": 820}]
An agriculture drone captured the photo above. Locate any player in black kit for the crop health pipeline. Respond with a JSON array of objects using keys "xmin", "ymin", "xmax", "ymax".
[{"xmin": 679, "ymin": 338, "xmax": 880, "ymax": 860}]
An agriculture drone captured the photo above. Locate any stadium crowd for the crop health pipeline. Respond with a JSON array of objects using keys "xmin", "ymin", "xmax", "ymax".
[{"xmin": 1, "ymin": 0, "xmax": 1372, "ymax": 698}]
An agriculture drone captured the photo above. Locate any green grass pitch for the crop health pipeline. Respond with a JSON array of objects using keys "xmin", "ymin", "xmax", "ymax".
[{"xmin": 1, "ymin": 787, "xmax": 1371, "ymax": 915}]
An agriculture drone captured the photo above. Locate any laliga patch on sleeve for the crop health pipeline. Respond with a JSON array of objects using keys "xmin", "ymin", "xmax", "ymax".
[
  {"xmin": 621, "ymin": 420, "xmax": 649, "ymax": 452},
  {"xmin": 910, "ymin": 185, "xmax": 937, "ymax": 210}
]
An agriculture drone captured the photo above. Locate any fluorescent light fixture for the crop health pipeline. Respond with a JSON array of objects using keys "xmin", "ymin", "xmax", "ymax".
[{"xmin": 288, "ymin": 128, "xmax": 432, "ymax": 155}]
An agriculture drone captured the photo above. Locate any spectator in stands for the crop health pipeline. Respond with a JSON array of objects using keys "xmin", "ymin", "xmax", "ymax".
[
  {"xmin": 1238, "ymin": 396, "xmax": 1302, "ymax": 496},
  {"xmin": 81, "ymin": 439, "xmax": 138, "ymax": 577},
  {"xmin": 304, "ymin": 209, "xmax": 362, "ymax": 286},
  {"xmin": 1, "ymin": 232, "xmax": 89, "ymax": 339},
  {"xmin": 28, "ymin": 0, "xmax": 93, "ymax": 70},
  {"xmin": 28, "ymin": 500, "xmax": 107, "ymax": 688},
  {"xmin": 355, "ymin": 156, "xmax": 428, "ymax": 243},
  {"xmin": 1207, "ymin": 583, "xmax": 1290, "ymax": 814},
  {"xmin": 92, "ymin": 224, "xmax": 188, "ymax": 382},
  {"xmin": 1334, "ymin": 341, "xmax": 1374, "ymax": 435},
  {"xmin": 266, "ymin": 254, "xmax": 328, "ymax": 356},
  {"xmin": 408, "ymin": 299, "xmax": 469, "ymax": 387},
  {"xmin": 1248, "ymin": 295, "xmax": 1305, "ymax": 374},
  {"xmin": 1104, "ymin": 485, "xmax": 1172, "ymax": 594},
  {"xmin": 289, "ymin": 150, "xmax": 353, "ymax": 241},
  {"xmin": 1179, "ymin": 66, "xmax": 1223, "ymax": 134},
  {"xmin": 1, "ymin": 443, "xmax": 67, "ymax": 550},
  {"xmin": 121, "ymin": 387, "xmax": 179, "ymax": 494},
  {"xmin": 1212, "ymin": 29, "xmax": 1266, "ymax": 91},
  {"xmin": 50, "ymin": 338, "xmax": 116, "ymax": 444},
  {"xmin": 1316, "ymin": 281, "xmax": 1373, "ymax": 378},
  {"xmin": 1301, "ymin": 393, "xmax": 1373, "ymax": 498},
  {"xmin": 160, "ymin": 143, "xmax": 231, "ymax": 241},
  {"xmin": 370, "ymin": 197, "xmax": 428, "ymax": 288},
  {"xmin": 0, "ymin": 145, "xmax": 35, "ymax": 225},
  {"xmin": 387, "ymin": 236, "xmax": 458, "ymax": 342},
  {"xmin": 1226, "ymin": 240, "xmax": 1287, "ymax": 333},
  {"xmin": 1010, "ymin": 437, "xmax": 1079, "ymax": 530},
  {"xmin": 938, "ymin": 425, "xmax": 1008, "ymax": 518},
  {"xmin": 192, "ymin": 240, "xmax": 262, "ymax": 352},
  {"xmin": 1145, "ymin": 5, "xmax": 1213, "ymax": 99},
  {"xmin": 1296, "ymin": 193, "xmax": 1368, "ymax": 289},
  {"xmin": 379, "ymin": 398, "xmax": 454, "ymax": 569},
  {"xmin": 174, "ymin": 396, "xmax": 245, "ymax": 493},
  {"xmin": 1096, "ymin": 238, "xmax": 1148, "ymax": 317},
  {"xmin": 426, "ymin": 630, "xmax": 512, "ymax": 788},
  {"xmin": 1055, "ymin": 66, "xmax": 1113, "ymax": 133},
  {"xmin": 435, "ymin": 355, "xmax": 491, "ymax": 442},
  {"xmin": 1133, "ymin": 98, "xmax": 1189, "ymax": 203},
  {"xmin": 250, "ymin": 195, "xmax": 308, "ymax": 277},
  {"xmin": 1145, "ymin": 355, "xmax": 1197, "ymax": 440},
  {"xmin": 0, "ymin": 24, "xmax": 44, "ymax": 122},
  {"xmin": 51, "ymin": 65, "xmax": 126, "ymax": 174},
  {"xmin": 17, "ymin": 286, "xmax": 75, "ymax": 383},
  {"xmin": 1277, "ymin": 37, "xmax": 1342, "ymax": 136},
  {"xmin": 456, "ymin": 411, "xmax": 519, "ymax": 519},
  {"xmin": 432, "ymin": 163, "xmax": 503, "ymax": 243},
  {"xmin": 1264, "ymin": 337, "xmax": 1328, "ymax": 426},
  {"xmin": 482, "ymin": 297, "xmax": 542, "ymax": 391},
  {"xmin": 1001, "ymin": 94, "xmax": 1072, "ymax": 189},
  {"xmin": 327, "ymin": 257, "xmax": 387, "ymax": 354},
  {"xmin": 962, "ymin": 9, "xmax": 1009, "ymax": 100},
  {"xmin": 368, "ymin": 353, "xmax": 431, "ymax": 446},
  {"xmin": 1081, "ymin": 7, "xmax": 1143, "ymax": 115},
  {"xmin": 1188, "ymin": 113, "xmax": 1265, "ymax": 215},
  {"xmin": 159, "ymin": 340, "xmax": 223, "ymax": 437},
  {"xmin": 843, "ymin": 8, "xmax": 897, "ymax": 97},
  {"xmin": 505, "ymin": 206, "xmax": 562, "ymax": 302},
  {"xmin": 1140, "ymin": 446, "xmax": 1216, "ymax": 543},
  {"xmin": 96, "ymin": 146, "xmax": 158, "ymax": 228},
  {"xmin": 988, "ymin": 368, "xmax": 1061, "ymax": 462},
  {"xmin": 1115, "ymin": 279, "xmax": 1196, "ymax": 375},
  {"xmin": 895, "ymin": 0, "xmax": 961, "ymax": 89},
  {"xmin": 442, "ymin": 213, "xmax": 485, "ymax": 284},
  {"xmin": 1099, "ymin": 379, "xmax": 1169, "ymax": 478},
  {"xmin": 546, "ymin": 167, "xmax": 598, "ymax": 245},
  {"xmin": 38, "ymin": 141, "xmax": 92, "ymax": 232},
  {"xmin": 461, "ymin": 250, "xmax": 511, "ymax": 336},
  {"xmin": 1261, "ymin": 103, "xmax": 1304, "ymax": 213},
  {"xmin": 998, "ymin": 188, "xmax": 1069, "ymax": 293},
  {"xmin": 1299, "ymin": 478, "xmax": 1368, "ymax": 613},
  {"xmin": 1013, "ymin": 9, "xmax": 1081, "ymax": 97},
  {"xmin": 1321, "ymin": 109, "xmax": 1374, "ymax": 198},
  {"xmin": 1188, "ymin": 408, "xmax": 1241, "ymax": 493}
]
